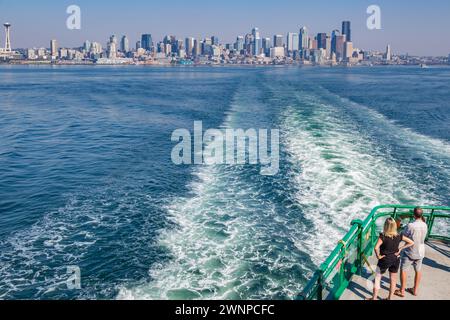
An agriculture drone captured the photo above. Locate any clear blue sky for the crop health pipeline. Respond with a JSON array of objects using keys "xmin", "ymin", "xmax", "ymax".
[{"xmin": 1, "ymin": 0, "xmax": 449, "ymax": 56}]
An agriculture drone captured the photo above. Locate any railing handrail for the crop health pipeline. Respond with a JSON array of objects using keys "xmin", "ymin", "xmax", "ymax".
[{"xmin": 299, "ymin": 205, "xmax": 450, "ymax": 300}]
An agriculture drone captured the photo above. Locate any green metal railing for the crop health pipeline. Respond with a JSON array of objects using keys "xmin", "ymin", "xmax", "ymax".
[{"xmin": 298, "ymin": 205, "xmax": 450, "ymax": 300}]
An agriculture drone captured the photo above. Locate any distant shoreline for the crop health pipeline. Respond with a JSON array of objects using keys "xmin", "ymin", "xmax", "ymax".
[{"xmin": 1, "ymin": 62, "xmax": 449, "ymax": 68}]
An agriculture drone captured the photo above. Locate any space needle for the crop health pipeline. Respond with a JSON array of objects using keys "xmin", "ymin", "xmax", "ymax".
[{"xmin": 3, "ymin": 22, "xmax": 12, "ymax": 52}]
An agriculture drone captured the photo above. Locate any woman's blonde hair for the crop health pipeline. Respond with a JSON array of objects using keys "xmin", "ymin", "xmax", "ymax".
[{"xmin": 383, "ymin": 218, "xmax": 398, "ymax": 238}]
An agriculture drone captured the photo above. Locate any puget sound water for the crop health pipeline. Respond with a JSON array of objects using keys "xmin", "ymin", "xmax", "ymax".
[{"xmin": 0, "ymin": 65, "xmax": 449, "ymax": 299}]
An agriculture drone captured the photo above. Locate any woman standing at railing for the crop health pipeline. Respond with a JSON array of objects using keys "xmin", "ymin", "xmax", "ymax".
[{"xmin": 367, "ymin": 218, "xmax": 414, "ymax": 300}]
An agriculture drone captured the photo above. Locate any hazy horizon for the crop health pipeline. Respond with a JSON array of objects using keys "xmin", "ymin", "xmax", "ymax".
[{"xmin": 1, "ymin": 0, "xmax": 449, "ymax": 56}]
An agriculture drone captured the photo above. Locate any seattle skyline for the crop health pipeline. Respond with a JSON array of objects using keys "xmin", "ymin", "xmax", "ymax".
[{"xmin": 1, "ymin": 0, "xmax": 450, "ymax": 56}]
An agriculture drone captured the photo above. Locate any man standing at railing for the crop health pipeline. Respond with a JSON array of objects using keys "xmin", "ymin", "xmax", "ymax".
[{"xmin": 396, "ymin": 207, "xmax": 428, "ymax": 298}]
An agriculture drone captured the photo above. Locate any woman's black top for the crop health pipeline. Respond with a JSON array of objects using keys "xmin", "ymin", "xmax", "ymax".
[{"xmin": 379, "ymin": 233, "xmax": 403, "ymax": 257}]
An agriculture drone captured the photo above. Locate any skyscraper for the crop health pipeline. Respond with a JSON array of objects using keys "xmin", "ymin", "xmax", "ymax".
[
  {"xmin": 385, "ymin": 44, "xmax": 392, "ymax": 61},
  {"xmin": 299, "ymin": 27, "xmax": 308, "ymax": 50},
  {"xmin": 342, "ymin": 21, "xmax": 351, "ymax": 42},
  {"xmin": 107, "ymin": 41, "xmax": 117, "ymax": 59},
  {"xmin": 120, "ymin": 36, "xmax": 129, "ymax": 53},
  {"xmin": 331, "ymin": 30, "xmax": 340, "ymax": 55},
  {"xmin": 316, "ymin": 33, "xmax": 327, "ymax": 50},
  {"xmin": 110, "ymin": 35, "xmax": 118, "ymax": 45},
  {"xmin": 185, "ymin": 37, "xmax": 195, "ymax": 57},
  {"xmin": 141, "ymin": 34, "xmax": 153, "ymax": 51},
  {"xmin": 211, "ymin": 36, "xmax": 219, "ymax": 46},
  {"xmin": 50, "ymin": 40, "xmax": 58, "ymax": 57},
  {"xmin": 335, "ymin": 35, "xmax": 346, "ymax": 61},
  {"xmin": 262, "ymin": 37, "xmax": 271, "ymax": 56},
  {"xmin": 287, "ymin": 32, "xmax": 299, "ymax": 52},
  {"xmin": 235, "ymin": 36, "xmax": 244, "ymax": 52},
  {"xmin": 274, "ymin": 35, "xmax": 283, "ymax": 48},
  {"xmin": 84, "ymin": 40, "xmax": 91, "ymax": 52},
  {"xmin": 252, "ymin": 28, "xmax": 261, "ymax": 56}
]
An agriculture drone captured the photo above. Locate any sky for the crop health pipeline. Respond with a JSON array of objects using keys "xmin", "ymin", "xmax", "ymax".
[{"xmin": 0, "ymin": 0, "xmax": 449, "ymax": 56}]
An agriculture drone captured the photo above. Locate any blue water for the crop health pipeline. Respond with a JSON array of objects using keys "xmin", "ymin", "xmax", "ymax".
[{"xmin": 0, "ymin": 65, "xmax": 449, "ymax": 300}]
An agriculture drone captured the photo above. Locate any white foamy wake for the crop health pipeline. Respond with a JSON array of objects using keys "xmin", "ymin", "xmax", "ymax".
[
  {"xmin": 118, "ymin": 82, "xmax": 313, "ymax": 300},
  {"xmin": 280, "ymin": 86, "xmax": 446, "ymax": 265}
]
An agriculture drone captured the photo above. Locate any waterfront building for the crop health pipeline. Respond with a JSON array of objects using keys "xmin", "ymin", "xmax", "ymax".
[
  {"xmin": 270, "ymin": 46, "xmax": 285, "ymax": 59},
  {"xmin": 50, "ymin": 39, "xmax": 58, "ymax": 58},
  {"xmin": 136, "ymin": 41, "xmax": 141, "ymax": 51},
  {"xmin": 141, "ymin": 34, "xmax": 153, "ymax": 51},
  {"xmin": 344, "ymin": 41, "xmax": 353, "ymax": 61},
  {"xmin": 120, "ymin": 36, "xmax": 129, "ymax": 53},
  {"xmin": 59, "ymin": 48, "xmax": 68, "ymax": 59},
  {"xmin": 342, "ymin": 21, "xmax": 351, "ymax": 42},
  {"xmin": 26, "ymin": 48, "xmax": 36, "ymax": 60}
]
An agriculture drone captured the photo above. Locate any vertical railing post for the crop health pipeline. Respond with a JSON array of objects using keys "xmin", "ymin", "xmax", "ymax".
[
  {"xmin": 426, "ymin": 209, "xmax": 435, "ymax": 241},
  {"xmin": 351, "ymin": 219, "xmax": 364, "ymax": 275}
]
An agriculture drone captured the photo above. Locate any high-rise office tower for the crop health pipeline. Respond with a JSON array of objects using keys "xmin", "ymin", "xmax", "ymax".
[
  {"xmin": 274, "ymin": 35, "xmax": 283, "ymax": 48},
  {"xmin": 136, "ymin": 41, "xmax": 141, "ymax": 51},
  {"xmin": 262, "ymin": 37, "xmax": 271, "ymax": 56},
  {"xmin": 50, "ymin": 40, "xmax": 58, "ymax": 57},
  {"xmin": 252, "ymin": 28, "xmax": 261, "ymax": 56},
  {"xmin": 120, "ymin": 36, "xmax": 129, "ymax": 53},
  {"xmin": 193, "ymin": 39, "xmax": 201, "ymax": 57},
  {"xmin": 287, "ymin": 32, "xmax": 299, "ymax": 52},
  {"xmin": 385, "ymin": 44, "xmax": 392, "ymax": 61},
  {"xmin": 107, "ymin": 41, "xmax": 117, "ymax": 59},
  {"xmin": 335, "ymin": 35, "xmax": 346, "ymax": 61},
  {"xmin": 317, "ymin": 33, "xmax": 327, "ymax": 50},
  {"xmin": 235, "ymin": 36, "xmax": 244, "ymax": 52},
  {"xmin": 185, "ymin": 37, "xmax": 195, "ymax": 57},
  {"xmin": 84, "ymin": 40, "xmax": 91, "ymax": 52},
  {"xmin": 211, "ymin": 36, "xmax": 219, "ymax": 46},
  {"xmin": 331, "ymin": 29, "xmax": 340, "ymax": 55},
  {"xmin": 326, "ymin": 35, "xmax": 332, "ymax": 58},
  {"xmin": 342, "ymin": 21, "xmax": 351, "ymax": 42},
  {"xmin": 141, "ymin": 34, "xmax": 153, "ymax": 51},
  {"xmin": 344, "ymin": 41, "xmax": 353, "ymax": 61},
  {"xmin": 110, "ymin": 35, "xmax": 118, "ymax": 45},
  {"xmin": 299, "ymin": 27, "xmax": 308, "ymax": 50}
]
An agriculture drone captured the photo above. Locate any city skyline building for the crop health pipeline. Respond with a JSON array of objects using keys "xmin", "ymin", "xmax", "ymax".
[
  {"xmin": 141, "ymin": 34, "xmax": 153, "ymax": 51},
  {"xmin": 299, "ymin": 27, "xmax": 308, "ymax": 50},
  {"xmin": 287, "ymin": 32, "xmax": 299, "ymax": 52},
  {"xmin": 120, "ymin": 36, "xmax": 129, "ymax": 53},
  {"xmin": 50, "ymin": 39, "xmax": 57, "ymax": 58},
  {"xmin": 342, "ymin": 21, "xmax": 351, "ymax": 42},
  {"xmin": 273, "ymin": 34, "xmax": 283, "ymax": 48}
]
